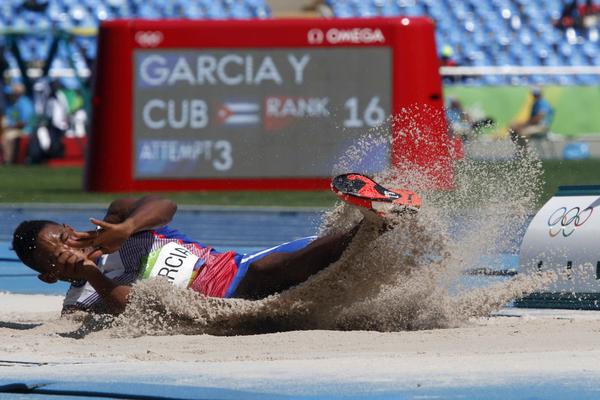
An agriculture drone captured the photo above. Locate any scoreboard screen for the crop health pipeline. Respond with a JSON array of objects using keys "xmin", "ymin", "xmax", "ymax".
[
  {"xmin": 133, "ymin": 48, "xmax": 391, "ymax": 178},
  {"xmin": 87, "ymin": 18, "xmax": 450, "ymax": 191}
]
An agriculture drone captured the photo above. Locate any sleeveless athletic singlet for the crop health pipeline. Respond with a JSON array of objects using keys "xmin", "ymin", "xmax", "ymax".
[{"xmin": 62, "ymin": 226, "xmax": 239, "ymax": 311}]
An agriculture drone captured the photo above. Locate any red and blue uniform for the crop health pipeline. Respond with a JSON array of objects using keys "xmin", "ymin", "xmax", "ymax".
[{"xmin": 63, "ymin": 226, "xmax": 315, "ymax": 312}]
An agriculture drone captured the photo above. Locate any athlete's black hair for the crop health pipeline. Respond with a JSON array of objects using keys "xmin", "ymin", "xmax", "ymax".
[{"xmin": 12, "ymin": 220, "xmax": 58, "ymax": 273}]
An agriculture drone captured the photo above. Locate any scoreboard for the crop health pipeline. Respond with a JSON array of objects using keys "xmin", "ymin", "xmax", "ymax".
[
  {"xmin": 87, "ymin": 18, "xmax": 450, "ymax": 191},
  {"xmin": 134, "ymin": 48, "xmax": 390, "ymax": 178}
]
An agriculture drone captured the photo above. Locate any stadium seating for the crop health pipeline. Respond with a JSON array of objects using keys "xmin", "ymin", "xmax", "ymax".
[
  {"xmin": 0, "ymin": 0, "xmax": 271, "ymax": 81},
  {"xmin": 0, "ymin": 0, "xmax": 271, "ymax": 26},
  {"xmin": 1, "ymin": 0, "xmax": 598, "ymax": 85},
  {"xmin": 324, "ymin": 0, "xmax": 600, "ymax": 85}
]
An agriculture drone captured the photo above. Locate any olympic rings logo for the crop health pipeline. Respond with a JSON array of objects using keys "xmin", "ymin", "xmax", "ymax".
[
  {"xmin": 135, "ymin": 31, "xmax": 164, "ymax": 47},
  {"xmin": 547, "ymin": 206, "xmax": 593, "ymax": 237}
]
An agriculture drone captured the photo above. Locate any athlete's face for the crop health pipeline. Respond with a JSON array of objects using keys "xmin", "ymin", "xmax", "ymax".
[{"xmin": 34, "ymin": 223, "xmax": 94, "ymax": 274}]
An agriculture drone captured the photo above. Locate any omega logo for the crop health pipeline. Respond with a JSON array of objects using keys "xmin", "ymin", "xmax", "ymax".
[
  {"xmin": 307, "ymin": 29, "xmax": 324, "ymax": 44},
  {"xmin": 307, "ymin": 27, "xmax": 385, "ymax": 45}
]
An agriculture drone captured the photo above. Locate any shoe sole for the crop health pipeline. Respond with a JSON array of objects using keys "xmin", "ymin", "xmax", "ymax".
[{"xmin": 331, "ymin": 173, "xmax": 421, "ymax": 215}]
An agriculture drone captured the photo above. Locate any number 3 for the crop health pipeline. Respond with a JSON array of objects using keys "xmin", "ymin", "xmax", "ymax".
[{"xmin": 213, "ymin": 140, "xmax": 233, "ymax": 171}]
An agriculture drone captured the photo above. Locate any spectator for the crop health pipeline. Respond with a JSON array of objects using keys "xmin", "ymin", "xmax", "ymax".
[
  {"xmin": 555, "ymin": 0, "xmax": 582, "ymax": 29},
  {"xmin": 446, "ymin": 96, "xmax": 494, "ymax": 142},
  {"xmin": 440, "ymin": 45, "xmax": 458, "ymax": 67},
  {"xmin": 579, "ymin": 0, "xmax": 600, "ymax": 27},
  {"xmin": 0, "ymin": 45, "xmax": 8, "ymax": 163},
  {"xmin": 59, "ymin": 79, "xmax": 87, "ymax": 137},
  {"xmin": 27, "ymin": 80, "xmax": 69, "ymax": 164},
  {"xmin": 440, "ymin": 45, "xmax": 461, "ymax": 83},
  {"xmin": 446, "ymin": 97, "xmax": 471, "ymax": 139},
  {"xmin": 47, "ymin": 80, "xmax": 70, "ymax": 136},
  {"xmin": 20, "ymin": 0, "xmax": 49, "ymax": 12},
  {"xmin": 510, "ymin": 87, "xmax": 555, "ymax": 153},
  {"xmin": 2, "ymin": 83, "xmax": 34, "ymax": 164}
]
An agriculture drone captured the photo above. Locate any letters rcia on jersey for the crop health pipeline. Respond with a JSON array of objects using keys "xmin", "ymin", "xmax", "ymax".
[{"xmin": 307, "ymin": 28, "xmax": 385, "ymax": 45}]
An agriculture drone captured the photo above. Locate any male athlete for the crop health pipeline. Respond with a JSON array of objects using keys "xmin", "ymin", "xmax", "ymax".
[{"xmin": 12, "ymin": 174, "xmax": 420, "ymax": 314}]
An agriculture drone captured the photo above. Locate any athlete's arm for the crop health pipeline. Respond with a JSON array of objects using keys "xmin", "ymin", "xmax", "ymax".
[
  {"xmin": 102, "ymin": 197, "xmax": 139, "ymax": 224},
  {"xmin": 85, "ymin": 268, "xmax": 131, "ymax": 314},
  {"xmin": 103, "ymin": 196, "xmax": 177, "ymax": 228},
  {"xmin": 67, "ymin": 196, "xmax": 177, "ymax": 257},
  {"xmin": 54, "ymin": 248, "xmax": 130, "ymax": 314}
]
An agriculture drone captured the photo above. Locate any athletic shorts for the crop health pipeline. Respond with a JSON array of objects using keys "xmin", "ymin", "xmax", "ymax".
[{"xmin": 223, "ymin": 236, "xmax": 317, "ymax": 298}]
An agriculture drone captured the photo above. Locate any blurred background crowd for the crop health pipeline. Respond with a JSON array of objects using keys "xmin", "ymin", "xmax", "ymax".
[{"xmin": 0, "ymin": 0, "xmax": 597, "ymax": 165}]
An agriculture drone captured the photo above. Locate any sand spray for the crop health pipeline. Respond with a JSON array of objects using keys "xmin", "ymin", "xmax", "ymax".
[{"xmin": 87, "ymin": 108, "xmax": 557, "ymax": 337}]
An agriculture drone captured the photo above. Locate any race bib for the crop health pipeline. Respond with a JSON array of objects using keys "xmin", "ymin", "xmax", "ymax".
[{"xmin": 139, "ymin": 242, "xmax": 204, "ymax": 288}]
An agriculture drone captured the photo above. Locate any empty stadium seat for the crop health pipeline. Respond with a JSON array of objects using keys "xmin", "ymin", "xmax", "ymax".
[
  {"xmin": 1, "ymin": 0, "xmax": 272, "ymax": 85},
  {"xmin": 1, "ymin": 0, "xmax": 597, "ymax": 87},
  {"xmin": 325, "ymin": 0, "xmax": 600, "ymax": 85}
]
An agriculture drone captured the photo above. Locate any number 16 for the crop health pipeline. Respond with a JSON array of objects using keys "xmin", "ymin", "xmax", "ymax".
[{"xmin": 343, "ymin": 96, "xmax": 386, "ymax": 128}]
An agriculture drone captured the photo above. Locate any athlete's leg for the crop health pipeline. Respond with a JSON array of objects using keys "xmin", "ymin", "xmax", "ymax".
[
  {"xmin": 233, "ymin": 174, "xmax": 421, "ymax": 299},
  {"xmin": 233, "ymin": 224, "xmax": 360, "ymax": 299}
]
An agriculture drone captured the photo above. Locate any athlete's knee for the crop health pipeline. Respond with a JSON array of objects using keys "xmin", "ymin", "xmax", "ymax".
[
  {"xmin": 236, "ymin": 258, "xmax": 290, "ymax": 299},
  {"xmin": 234, "ymin": 263, "xmax": 271, "ymax": 299},
  {"xmin": 245, "ymin": 258, "xmax": 282, "ymax": 285}
]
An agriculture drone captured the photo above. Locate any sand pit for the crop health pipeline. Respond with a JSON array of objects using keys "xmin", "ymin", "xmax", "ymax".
[
  {"xmin": 3, "ymin": 138, "xmax": 596, "ymax": 397},
  {"xmin": 2, "ymin": 292, "xmax": 600, "ymax": 397}
]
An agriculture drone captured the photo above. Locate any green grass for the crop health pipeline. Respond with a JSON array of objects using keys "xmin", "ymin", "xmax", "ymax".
[
  {"xmin": 541, "ymin": 159, "xmax": 600, "ymax": 201},
  {"xmin": 1, "ymin": 161, "xmax": 600, "ymax": 208},
  {"xmin": 444, "ymin": 85, "xmax": 600, "ymax": 137},
  {"xmin": 0, "ymin": 166, "xmax": 338, "ymax": 207}
]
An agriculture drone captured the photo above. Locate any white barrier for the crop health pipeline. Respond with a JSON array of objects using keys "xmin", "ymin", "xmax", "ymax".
[
  {"xmin": 9, "ymin": 65, "xmax": 600, "ymax": 80},
  {"xmin": 517, "ymin": 185, "xmax": 600, "ymax": 309},
  {"xmin": 440, "ymin": 65, "xmax": 600, "ymax": 76}
]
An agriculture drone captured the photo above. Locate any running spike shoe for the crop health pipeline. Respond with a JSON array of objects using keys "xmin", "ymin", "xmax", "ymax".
[{"xmin": 331, "ymin": 173, "xmax": 421, "ymax": 216}]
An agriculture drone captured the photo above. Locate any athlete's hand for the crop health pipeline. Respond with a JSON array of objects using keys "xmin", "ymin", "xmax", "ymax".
[
  {"xmin": 67, "ymin": 218, "xmax": 135, "ymax": 259},
  {"xmin": 51, "ymin": 247, "xmax": 98, "ymax": 282}
]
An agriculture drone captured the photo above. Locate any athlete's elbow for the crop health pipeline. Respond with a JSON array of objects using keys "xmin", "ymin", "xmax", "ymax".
[
  {"xmin": 162, "ymin": 199, "xmax": 177, "ymax": 223},
  {"xmin": 142, "ymin": 196, "xmax": 178, "ymax": 223},
  {"xmin": 106, "ymin": 286, "xmax": 131, "ymax": 314}
]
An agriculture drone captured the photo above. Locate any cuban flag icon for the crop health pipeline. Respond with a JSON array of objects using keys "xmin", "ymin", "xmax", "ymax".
[{"xmin": 216, "ymin": 101, "xmax": 261, "ymax": 126}]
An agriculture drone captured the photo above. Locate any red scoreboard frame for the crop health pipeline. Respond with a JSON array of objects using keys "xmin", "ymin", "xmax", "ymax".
[{"xmin": 86, "ymin": 17, "xmax": 451, "ymax": 192}]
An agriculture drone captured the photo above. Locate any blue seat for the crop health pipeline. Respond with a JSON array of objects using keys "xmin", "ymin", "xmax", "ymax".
[
  {"xmin": 563, "ymin": 142, "xmax": 590, "ymax": 160},
  {"xmin": 245, "ymin": 0, "xmax": 268, "ymax": 6},
  {"xmin": 206, "ymin": 2, "xmax": 227, "ymax": 19},
  {"xmin": 482, "ymin": 74, "xmax": 503, "ymax": 85},
  {"xmin": 229, "ymin": 3, "xmax": 253, "ymax": 19},
  {"xmin": 12, "ymin": 16, "xmax": 28, "ymax": 29},
  {"xmin": 544, "ymin": 54, "xmax": 561, "ymax": 66},
  {"xmin": 323, "ymin": 0, "xmax": 600, "ymax": 85},
  {"xmin": 0, "ymin": 0, "xmax": 590, "ymax": 87},
  {"xmin": 20, "ymin": 44, "xmax": 35, "ymax": 62},
  {"xmin": 582, "ymin": 42, "xmax": 598, "ymax": 58},
  {"xmin": 353, "ymin": 1, "xmax": 377, "ymax": 17},
  {"xmin": 137, "ymin": 4, "xmax": 160, "ymax": 19},
  {"xmin": 60, "ymin": 76, "xmax": 80, "ymax": 90},
  {"xmin": 50, "ymin": 57, "xmax": 67, "ymax": 70},
  {"xmin": 331, "ymin": 3, "xmax": 354, "ymax": 17},
  {"xmin": 252, "ymin": 5, "xmax": 270, "ymax": 18},
  {"xmin": 557, "ymin": 74, "xmax": 576, "ymax": 85},
  {"xmin": 184, "ymin": 4, "xmax": 205, "ymax": 19},
  {"xmin": 374, "ymin": 1, "xmax": 400, "ymax": 16},
  {"xmin": 576, "ymin": 75, "xmax": 600, "ymax": 85}
]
